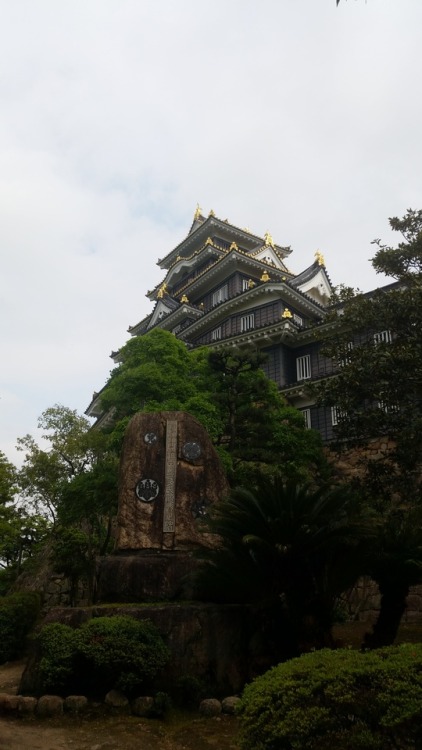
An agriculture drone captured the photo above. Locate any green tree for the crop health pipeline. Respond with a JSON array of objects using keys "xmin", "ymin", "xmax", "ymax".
[
  {"xmin": 0, "ymin": 451, "xmax": 49, "ymax": 590},
  {"xmin": 317, "ymin": 208, "xmax": 422, "ymax": 647},
  {"xmin": 16, "ymin": 406, "xmax": 118, "ymax": 603},
  {"xmin": 196, "ymin": 478, "xmax": 369, "ymax": 658},
  {"xmin": 207, "ymin": 348, "xmax": 326, "ymax": 484},
  {"xmin": 17, "ymin": 405, "xmax": 115, "ymax": 524},
  {"xmin": 100, "ymin": 330, "xmax": 326, "ymax": 485}
]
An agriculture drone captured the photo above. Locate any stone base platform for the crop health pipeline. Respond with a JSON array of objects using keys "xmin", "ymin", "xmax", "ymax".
[
  {"xmin": 95, "ymin": 552, "xmax": 202, "ymax": 602},
  {"xmin": 20, "ymin": 602, "xmax": 271, "ymax": 697}
]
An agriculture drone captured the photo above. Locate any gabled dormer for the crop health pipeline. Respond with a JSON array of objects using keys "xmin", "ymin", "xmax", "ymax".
[
  {"xmin": 147, "ymin": 298, "xmax": 176, "ymax": 329},
  {"xmin": 252, "ymin": 245, "xmax": 289, "ymax": 270},
  {"xmin": 290, "ymin": 253, "xmax": 333, "ymax": 306}
]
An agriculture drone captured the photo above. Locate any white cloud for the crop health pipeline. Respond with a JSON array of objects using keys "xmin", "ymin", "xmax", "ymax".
[{"xmin": 1, "ymin": 0, "xmax": 421, "ymax": 463}]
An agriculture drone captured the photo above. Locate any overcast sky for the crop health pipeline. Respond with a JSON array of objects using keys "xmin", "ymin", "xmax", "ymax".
[{"xmin": 1, "ymin": 0, "xmax": 421, "ymax": 465}]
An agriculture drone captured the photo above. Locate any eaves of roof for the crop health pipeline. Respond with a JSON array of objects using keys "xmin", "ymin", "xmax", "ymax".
[
  {"xmin": 176, "ymin": 282, "xmax": 326, "ymax": 340},
  {"xmin": 157, "ymin": 215, "xmax": 292, "ymax": 269},
  {"xmin": 174, "ymin": 250, "xmax": 295, "ymax": 300},
  {"xmin": 201, "ymin": 318, "xmax": 301, "ymax": 350}
]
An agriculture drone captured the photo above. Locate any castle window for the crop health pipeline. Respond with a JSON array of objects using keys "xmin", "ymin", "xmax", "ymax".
[
  {"xmin": 241, "ymin": 313, "xmax": 255, "ymax": 332},
  {"xmin": 293, "ymin": 313, "xmax": 303, "ymax": 326},
  {"xmin": 339, "ymin": 341, "xmax": 354, "ymax": 367},
  {"xmin": 212, "ymin": 284, "xmax": 228, "ymax": 306},
  {"xmin": 296, "ymin": 354, "xmax": 311, "ymax": 381},
  {"xmin": 331, "ymin": 406, "xmax": 345, "ymax": 426},
  {"xmin": 302, "ymin": 409, "xmax": 311, "ymax": 429},
  {"xmin": 242, "ymin": 279, "xmax": 249, "ymax": 292},
  {"xmin": 378, "ymin": 400, "xmax": 398, "ymax": 414},
  {"xmin": 211, "ymin": 326, "xmax": 222, "ymax": 341},
  {"xmin": 373, "ymin": 330, "xmax": 392, "ymax": 345}
]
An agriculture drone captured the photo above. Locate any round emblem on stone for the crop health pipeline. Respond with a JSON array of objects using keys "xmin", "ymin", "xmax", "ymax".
[
  {"xmin": 144, "ymin": 432, "xmax": 158, "ymax": 445},
  {"xmin": 135, "ymin": 478, "xmax": 159, "ymax": 503},
  {"xmin": 191, "ymin": 496, "xmax": 211, "ymax": 520},
  {"xmin": 182, "ymin": 441, "xmax": 202, "ymax": 461}
]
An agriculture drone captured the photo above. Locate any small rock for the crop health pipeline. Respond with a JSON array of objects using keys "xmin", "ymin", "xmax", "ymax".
[
  {"xmin": 18, "ymin": 696, "xmax": 37, "ymax": 714},
  {"xmin": 37, "ymin": 694, "xmax": 64, "ymax": 716},
  {"xmin": 222, "ymin": 696, "xmax": 241, "ymax": 714},
  {"xmin": 64, "ymin": 695, "xmax": 88, "ymax": 713},
  {"xmin": 105, "ymin": 689, "xmax": 129, "ymax": 708},
  {"xmin": 131, "ymin": 696, "xmax": 154, "ymax": 717},
  {"xmin": 0, "ymin": 693, "xmax": 20, "ymax": 713},
  {"xmin": 199, "ymin": 698, "xmax": 222, "ymax": 716}
]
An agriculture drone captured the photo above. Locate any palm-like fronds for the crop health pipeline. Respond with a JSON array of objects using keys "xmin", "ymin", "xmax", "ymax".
[{"xmin": 195, "ymin": 479, "xmax": 372, "ymax": 651}]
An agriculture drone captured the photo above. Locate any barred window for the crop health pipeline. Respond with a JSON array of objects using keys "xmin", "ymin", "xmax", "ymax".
[
  {"xmin": 240, "ymin": 313, "xmax": 255, "ymax": 332},
  {"xmin": 339, "ymin": 341, "xmax": 354, "ymax": 366},
  {"xmin": 212, "ymin": 284, "xmax": 228, "ymax": 306},
  {"xmin": 374, "ymin": 330, "xmax": 392, "ymax": 345},
  {"xmin": 296, "ymin": 354, "xmax": 311, "ymax": 380},
  {"xmin": 378, "ymin": 400, "xmax": 399, "ymax": 414},
  {"xmin": 211, "ymin": 326, "xmax": 222, "ymax": 341},
  {"xmin": 331, "ymin": 406, "xmax": 346, "ymax": 426},
  {"xmin": 302, "ymin": 409, "xmax": 311, "ymax": 429}
]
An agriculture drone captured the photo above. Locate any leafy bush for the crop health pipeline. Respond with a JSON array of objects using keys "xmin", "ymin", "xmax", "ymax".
[
  {"xmin": 239, "ymin": 644, "xmax": 422, "ymax": 750},
  {"xmin": 38, "ymin": 622, "xmax": 79, "ymax": 692},
  {"xmin": 78, "ymin": 616, "xmax": 170, "ymax": 696},
  {"xmin": 0, "ymin": 591, "xmax": 41, "ymax": 663},
  {"xmin": 38, "ymin": 615, "xmax": 169, "ymax": 697}
]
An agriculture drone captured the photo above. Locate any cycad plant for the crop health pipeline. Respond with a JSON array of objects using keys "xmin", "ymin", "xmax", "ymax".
[
  {"xmin": 363, "ymin": 504, "xmax": 422, "ymax": 649},
  {"xmin": 196, "ymin": 478, "xmax": 371, "ymax": 657}
]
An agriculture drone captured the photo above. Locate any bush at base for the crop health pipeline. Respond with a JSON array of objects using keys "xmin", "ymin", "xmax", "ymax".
[
  {"xmin": 239, "ymin": 644, "xmax": 422, "ymax": 750},
  {"xmin": 38, "ymin": 615, "xmax": 169, "ymax": 697},
  {"xmin": 0, "ymin": 592, "xmax": 41, "ymax": 663}
]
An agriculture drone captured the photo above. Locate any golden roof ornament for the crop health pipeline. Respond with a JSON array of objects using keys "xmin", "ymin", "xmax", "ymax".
[
  {"xmin": 157, "ymin": 282, "xmax": 167, "ymax": 299},
  {"xmin": 180, "ymin": 294, "xmax": 189, "ymax": 303},
  {"xmin": 194, "ymin": 203, "xmax": 202, "ymax": 221},
  {"xmin": 205, "ymin": 237, "xmax": 214, "ymax": 246},
  {"xmin": 260, "ymin": 270, "xmax": 270, "ymax": 282},
  {"xmin": 247, "ymin": 278, "xmax": 256, "ymax": 289},
  {"xmin": 282, "ymin": 307, "xmax": 292, "ymax": 319},
  {"xmin": 264, "ymin": 231, "xmax": 275, "ymax": 249},
  {"xmin": 208, "ymin": 209, "xmax": 215, "ymax": 217},
  {"xmin": 230, "ymin": 241, "xmax": 238, "ymax": 251},
  {"xmin": 315, "ymin": 250, "xmax": 325, "ymax": 266}
]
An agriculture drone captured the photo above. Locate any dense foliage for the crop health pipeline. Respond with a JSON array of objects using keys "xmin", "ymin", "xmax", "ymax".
[
  {"xmin": 0, "ymin": 592, "xmax": 41, "ymax": 663},
  {"xmin": 100, "ymin": 330, "xmax": 326, "ymax": 485},
  {"xmin": 0, "ymin": 451, "xmax": 48, "ymax": 591},
  {"xmin": 239, "ymin": 644, "xmax": 422, "ymax": 750},
  {"xmin": 318, "ymin": 208, "xmax": 422, "ymax": 647},
  {"xmin": 196, "ymin": 478, "xmax": 369, "ymax": 657},
  {"xmin": 38, "ymin": 615, "xmax": 169, "ymax": 697},
  {"xmin": 14, "ymin": 405, "xmax": 118, "ymax": 601}
]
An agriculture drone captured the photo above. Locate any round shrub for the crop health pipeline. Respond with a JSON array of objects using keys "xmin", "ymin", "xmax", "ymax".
[
  {"xmin": 238, "ymin": 644, "xmax": 422, "ymax": 750},
  {"xmin": 0, "ymin": 591, "xmax": 41, "ymax": 663},
  {"xmin": 38, "ymin": 615, "xmax": 169, "ymax": 697},
  {"xmin": 77, "ymin": 616, "xmax": 169, "ymax": 696},
  {"xmin": 38, "ymin": 622, "xmax": 80, "ymax": 693}
]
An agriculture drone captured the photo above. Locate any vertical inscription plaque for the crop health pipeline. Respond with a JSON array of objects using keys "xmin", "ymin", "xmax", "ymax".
[{"xmin": 163, "ymin": 419, "xmax": 178, "ymax": 533}]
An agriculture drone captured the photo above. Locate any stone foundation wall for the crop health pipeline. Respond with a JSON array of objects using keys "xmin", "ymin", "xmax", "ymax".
[{"xmin": 20, "ymin": 603, "xmax": 273, "ymax": 697}]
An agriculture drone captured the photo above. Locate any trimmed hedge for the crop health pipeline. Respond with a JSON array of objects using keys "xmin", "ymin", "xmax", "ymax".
[
  {"xmin": 38, "ymin": 615, "xmax": 169, "ymax": 697},
  {"xmin": 0, "ymin": 592, "xmax": 41, "ymax": 663},
  {"xmin": 239, "ymin": 644, "xmax": 422, "ymax": 750}
]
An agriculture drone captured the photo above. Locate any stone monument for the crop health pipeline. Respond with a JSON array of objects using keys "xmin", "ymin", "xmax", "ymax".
[{"xmin": 96, "ymin": 411, "xmax": 229, "ymax": 602}]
